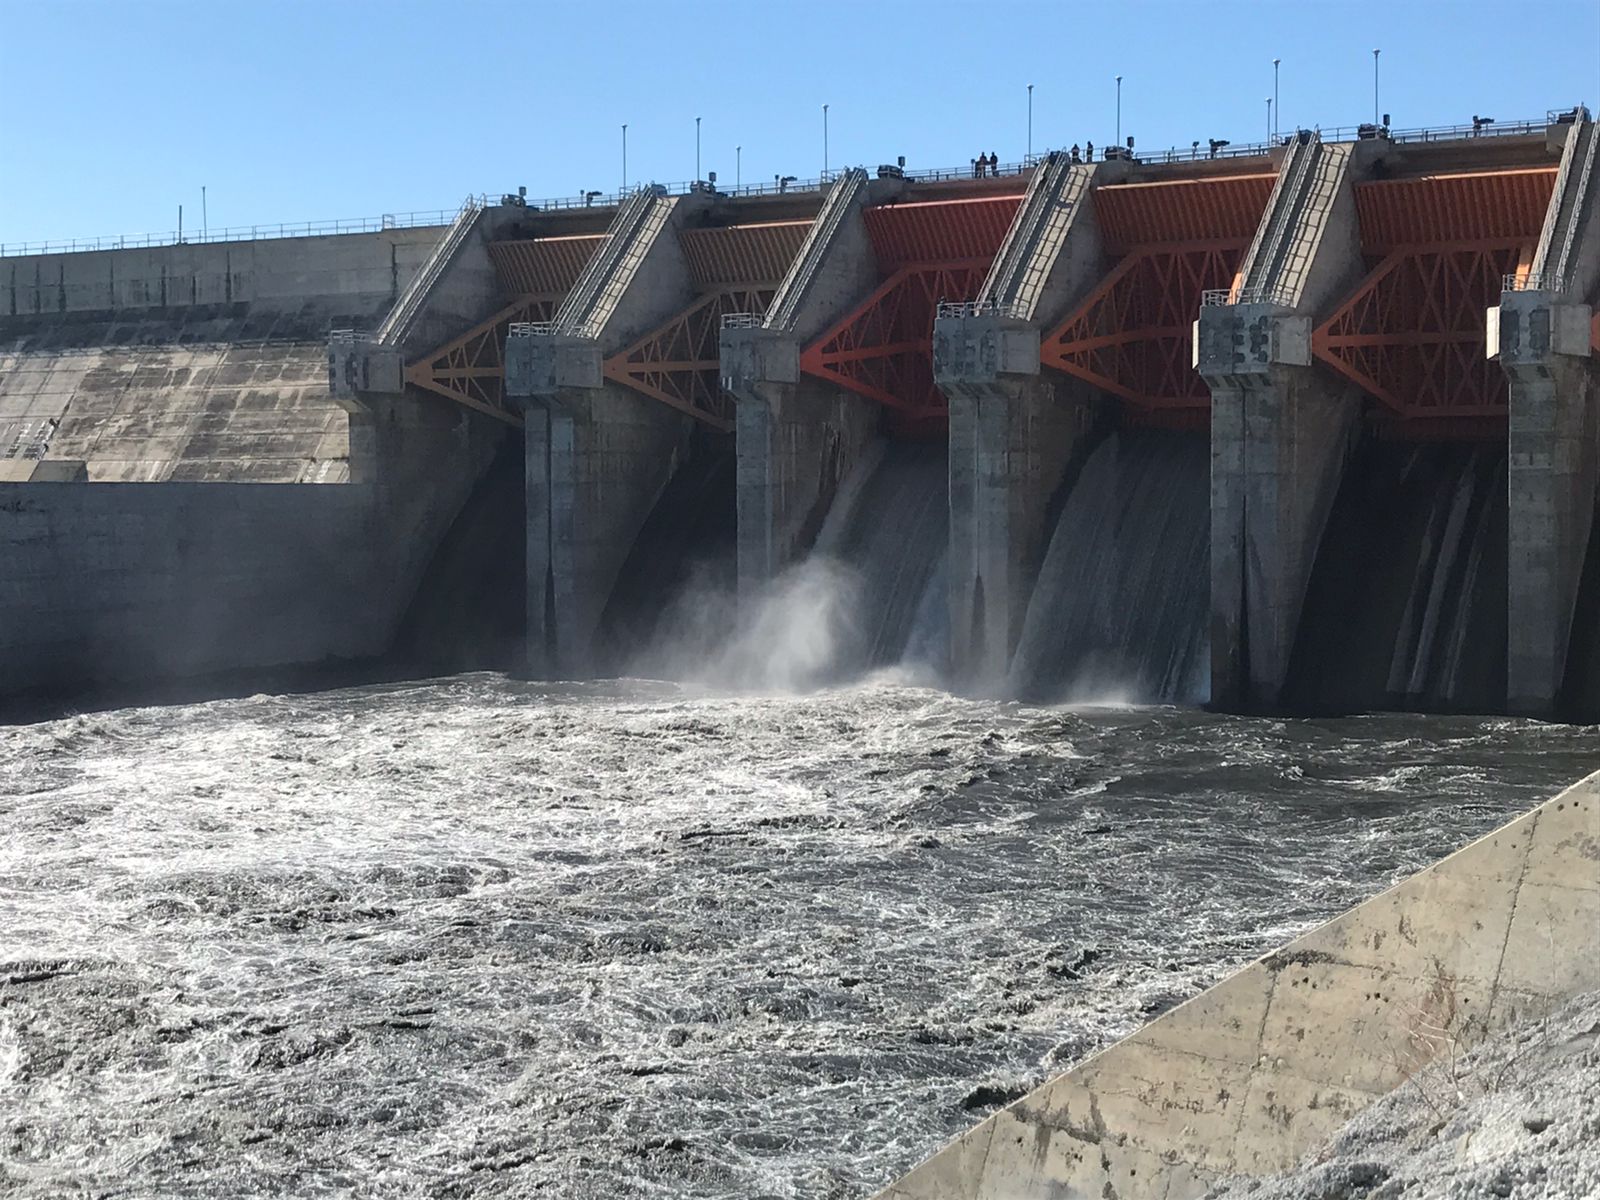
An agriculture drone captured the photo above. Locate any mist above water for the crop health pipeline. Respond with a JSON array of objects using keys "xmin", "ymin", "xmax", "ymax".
[{"xmin": 624, "ymin": 440, "xmax": 949, "ymax": 693}]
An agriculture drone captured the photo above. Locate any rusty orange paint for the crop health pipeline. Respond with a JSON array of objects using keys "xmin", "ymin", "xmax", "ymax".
[
  {"xmin": 487, "ymin": 235, "xmax": 605, "ymax": 295},
  {"xmin": 404, "ymin": 294, "xmax": 563, "ymax": 425},
  {"xmin": 678, "ymin": 221, "xmax": 811, "ymax": 289},
  {"xmin": 600, "ymin": 287, "xmax": 774, "ymax": 430}
]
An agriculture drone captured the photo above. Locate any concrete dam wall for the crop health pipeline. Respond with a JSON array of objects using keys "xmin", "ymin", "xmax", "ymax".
[
  {"xmin": 0, "ymin": 227, "xmax": 446, "ymax": 482},
  {"xmin": 0, "ymin": 201, "xmax": 610, "ymax": 699},
  {"xmin": 875, "ymin": 769, "xmax": 1600, "ymax": 1199},
  {"xmin": 3, "ymin": 114, "xmax": 1600, "ymax": 716}
]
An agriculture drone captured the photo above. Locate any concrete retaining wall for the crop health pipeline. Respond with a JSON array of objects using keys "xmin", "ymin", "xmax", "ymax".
[
  {"xmin": 2, "ymin": 229, "xmax": 443, "ymax": 317},
  {"xmin": 878, "ymin": 770, "xmax": 1600, "ymax": 1199},
  {"xmin": 0, "ymin": 481, "xmax": 401, "ymax": 693}
]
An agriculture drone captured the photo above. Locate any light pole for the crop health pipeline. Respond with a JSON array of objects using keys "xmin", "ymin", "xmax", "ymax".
[
  {"xmin": 1266, "ymin": 97, "xmax": 1272, "ymax": 143},
  {"xmin": 1372, "ymin": 49, "xmax": 1380, "ymax": 125},
  {"xmin": 1273, "ymin": 58, "xmax": 1281, "ymax": 140},
  {"xmin": 822, "ymin": 103, "xmax": 829, "ymax": 179},
  {"xmin": 1115, "ymin": 75, "xmax": 1123, "ymax": 147},
  {"xmin": 736, "ymin": 145, "xmax": 742, "ymax": 190},
  {"xmin": 201, "ymin": 185, "xmax": 207, "ymax": 240},
  {"xmin": 696, "ymin": 116, "xmax": 702, "ymax": 181},
  {"xmin": 621, "ymin": 124, "xmax": 628, "ymax": 195},
  {"xmin": 1027, "ymin": 83, "xmax": 1034, "ymax": 160}
]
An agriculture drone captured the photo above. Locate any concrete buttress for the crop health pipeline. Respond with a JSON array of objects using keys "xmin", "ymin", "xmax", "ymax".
[
  {"xmin": 1198, "ymin": 136, "xmax": 1369, "ymax": 710},
  {"xmin": 933, "ymin": 155, "xmax": 1111, "ymax": 689},
  {"xmin": 720, "ymin": 170, "xmax": 882, "ymax": 601},
  {"xmin": 1494, "ymin": 114, "xmax": 1600, "ymax": 715},
  {"xmin": 507, "ymin": 188, "xmax": 708, "ymax": 676}
]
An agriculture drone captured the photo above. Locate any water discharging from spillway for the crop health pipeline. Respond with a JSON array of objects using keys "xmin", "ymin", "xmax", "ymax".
[
  {"xmin": 1008, "ymin": 429, "xmax": 1211, "ymax": 705},
  {"xmin": 625, "ymin": 438, "xmax": 948, "ymax": 690},
  {"xmin": 1286, "ymin": 439, "xmax": 1508, "ymax": 714},
  {"xmin": 812, "ymin": 440, "xmax": 950, "ymax": 672}
]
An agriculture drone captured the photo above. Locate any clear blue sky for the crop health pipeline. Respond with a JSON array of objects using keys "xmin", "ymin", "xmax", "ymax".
[{"xmin": 2, "ymin": 0, "xmax": 1597, "ymax": 244}]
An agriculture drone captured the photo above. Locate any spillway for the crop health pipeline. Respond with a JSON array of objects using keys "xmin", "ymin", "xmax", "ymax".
[
  {"xmin": 814, "ymin": 440, "xmax": 949, "ymax": 672},
  {"xmin": 1008, "ymin": 428, "xmax": 1210, "ymax": 704},
  {"xmin": 1286, "ymin": 439, "xmax": 1509, "ymax": 714},
  {"xmin": 393, "ymin": 437, "xmax": 526, "ymax": 674},
  {"xmin": 598, "ymin": 433, "xmax": 737, "ymax": 675}
]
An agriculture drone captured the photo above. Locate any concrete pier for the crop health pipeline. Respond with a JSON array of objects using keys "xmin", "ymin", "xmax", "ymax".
[
  {"xmin": 934, "ymin": 154, "xmax": 1110, "ymax": 689},
  {"xmin": 507, "ymin": 189, "xmax": 707, "ymax": 675},
  {"xmin": 1496, "ymin": 114, "xmax": 1600, "ymax": 716},
  {"xmin": 1197, "ymin": 135, "xmax": 1369, "ymax": 710},
  {"xmin": 721, "ymin": 170, "xmax": 882, "ymax": 600}
]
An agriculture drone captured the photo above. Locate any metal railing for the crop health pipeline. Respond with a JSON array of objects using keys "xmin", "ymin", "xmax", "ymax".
[
  {"xmin": 508, "ymin": 321, "xmax": 558, "ymax": 337},
  {"xmin": 1200, "ymin": 283, "xmax": 1298, "ymax": 308},
  {"xmin": 935, "ymin": 300, "xmax": 1022, "ymax": 319},
  {"xmin": 0, "ymin": 206, "xmax": 478, "ymax": 257},
  {"xmin": 1503, "ymin": 271, "xmax": 1570, "ymax": 294},
  {"xmin": 328, "ymin": 328, "xmax": 375, "ymax": 344},
  {"xmin": 720, "ymin": 311, "xmax": 761, "ymax": 330},
  {"xmin": 5, "ymin": 110, "xmax": 1583, "ymax": 259}
]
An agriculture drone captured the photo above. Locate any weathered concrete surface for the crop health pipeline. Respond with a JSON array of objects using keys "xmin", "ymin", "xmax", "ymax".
[
  {"xmin": 0, "ymin": 221, "xmax": 519, "ymax": 698},
  {"xmin": 1205, "ymin": 989, "xmax": 1600, "ymax": 1200},
  {"xmin": 515, "ymin": 191, "xmax": 706, "ymax": 676},
  {"xmin": 723, "ymin": 170, "xmax": 882, "ymax": 600},
  {"xmin": 1200, "ymin": 138, "xmax": 1369, "ymax": 711},
  {"xmin": 0, "ymin": 482, "xmax": 394, "ymax": 692},
  {"xmin": 937, "ymin": 156, "xmax": 1109, "ymax": 689},
  {"xmin": 1498, "ymin": 115, "xmax": 1600, "ymax": 716},
  {"xmin": 0, "ymin": 229, "xmax": 442, "ymax": 482},
  {"xmin": 877, "ymin": 771, "xmax": 1600, "ymax": 1199}
]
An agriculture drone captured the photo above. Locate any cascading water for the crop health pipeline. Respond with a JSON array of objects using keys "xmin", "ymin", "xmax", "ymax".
[
  {"xmin": 813, "ymin": 439, "xmax": 950, "ymax": 672},
  {"xmin": 599, "ymin": 434, "xmax": 736, "ymax": 675},
  {"xmin": 1285, "ymin": 439, "xmax": 1508, "ymax": 714},
  {"xmin": 1007, "ymin": 428, "xmax": 1210, "ymax": 704}
]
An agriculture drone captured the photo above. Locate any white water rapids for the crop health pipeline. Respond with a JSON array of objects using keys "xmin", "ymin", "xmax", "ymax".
[{"xmin": 1, "ymin": 676, "xmax": 1594, "ymax": 1197}]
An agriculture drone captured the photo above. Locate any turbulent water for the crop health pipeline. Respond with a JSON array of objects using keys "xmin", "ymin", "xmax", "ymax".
[{"xmin": 2, "ymin": 674, "xmax": 1595, "ymax": 1199}]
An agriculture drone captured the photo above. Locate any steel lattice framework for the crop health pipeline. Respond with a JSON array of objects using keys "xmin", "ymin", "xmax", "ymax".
[
  {"xmin": 800, "ymin": 263, "xmax": 987, "ymax": 418},
  {"xmin": 1307, "ymin": 169, "xmax": 1557, "ymax": 435},
  {"xmin": 601, "ymin": 287, "xmax": 774, "ymax": 431},
  {"xmin": 1042, "ymin": 242, "xmax": 1246, "ymax": 414},
  {"xmin": 404, "ymin": 294, "xmax": 560, "ymax": 425},
  {"xmin": 1312, "ymin": 241, "xmax": 1525, "ymax": 423}
]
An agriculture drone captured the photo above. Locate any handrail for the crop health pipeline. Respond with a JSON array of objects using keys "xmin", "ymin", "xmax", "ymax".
[
  {"xmin": 375, "ymin": 195, "xmax": 483, "ymax": 346},
  {"xmin": 1503, "ymin": 271, "xmax": 1570, "ymax": 294},
  {"xmin": 936, "ymin": 300, "xmax": 1022, "ymax": 319},
  {"xmin": 720, "ymin": 312, "xmax": 761, "ymax": 330},
  {"xmin": 508, "ymin": 320, "xmax": 558, "ymax": 337},
  {"xmin": 1200, "ymin": 284, "xmax": 1297, "ymax": 307},
  {"xmin": 2, "ymin": 113, "xmax": 1575, "ymax": 259}
]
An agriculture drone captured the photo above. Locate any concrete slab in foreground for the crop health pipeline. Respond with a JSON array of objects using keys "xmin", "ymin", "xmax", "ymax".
[{"xmin": 876, "ymin": 771, "xmax": 1600, "ymax": 1199}]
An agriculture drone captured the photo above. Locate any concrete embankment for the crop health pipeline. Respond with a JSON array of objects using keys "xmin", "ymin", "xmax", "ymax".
[
  {"xmin": 877, "ymin": 771, "xmax": 1600, "ymax": 1199},
  {"xmin": 1205, "ymin": 988, "xmax": 1600, "ymax": 1200},
  {"xmin": 0, "ymin": 228, "xmax": 445, "ymax": 482}
]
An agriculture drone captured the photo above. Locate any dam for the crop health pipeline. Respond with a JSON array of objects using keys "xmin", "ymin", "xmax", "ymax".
[
  {"xmin": 4, "ymin": 110, "xmax": 1599, "ymax": 719},
  {"xmin": 3, "ymin": 105, "xmax": 1599, "ymax": 1200}
]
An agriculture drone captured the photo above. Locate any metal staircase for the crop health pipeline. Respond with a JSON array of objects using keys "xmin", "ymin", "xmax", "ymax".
[
  {"xmin": 981, "ymin": 151, "xmax": 1089, "ymax": 320},
  {"xmin": 553, "ymin": 186, "xmax": 671, "ymax": 340},
  {"xmin": 375, "ymin": 195, "xmax": 484, "ymax": 347},
  {"xmin": 1532, "ymin": 114, "xmax": 1598, "ymax": 295},
  {"xmin": 1235, "ymin": 132, "xmax": 1334, "ymax": 305},
  {"xmin": 763, "ymin": 168, "xmax": 868, "ymax": 331}
]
